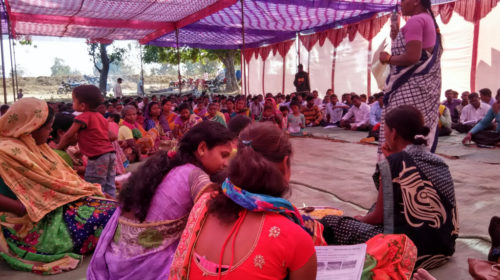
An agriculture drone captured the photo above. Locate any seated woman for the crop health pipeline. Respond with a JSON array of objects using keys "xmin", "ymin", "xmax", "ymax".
[
  {"xmin": 49, "ymin": 112, "xmax": 86, "ymax": 174},
  {"xmin": 321, "ymin": 105, "xmax": 458, "ymax": 270},
  {"xmin": 172, "ymin": 102, "xmax": 202, "ymax": 140},
  {"xmin": 160, "ymin": 99, "xmax": 177, "ymax": 132},
  {"xmin": 106, "ymin": 113, "xmax": 128, "ymax": 176},
  {"xmin": 118, "ymin": 105, "xmax": 156, "ymax": 161},
  {"xmin": 144, "ymin": 101, "xmax": 172, "ymax": 149},
  {"xmin": 463, "ymin": 90, "xmax": 500, "ymax": 147},
  {"xmin": 88, "ymin": 121, "xmax": 233, "ymax": 279},
  {"xmin": 169, "ymin": 122, "xmax": 317, "ymax": 280},
  {"xmin": 0, "ymin": 98, "xmax": 116, "ymax": 274}
]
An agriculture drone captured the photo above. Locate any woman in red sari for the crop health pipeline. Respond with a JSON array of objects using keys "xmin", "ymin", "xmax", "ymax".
[{"xmin": 169, "ymin": 123, "xmax": 317, "ymax": 280}]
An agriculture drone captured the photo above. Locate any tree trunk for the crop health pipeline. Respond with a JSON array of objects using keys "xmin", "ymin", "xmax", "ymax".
[
  {"xmin": 99, "ymin": 44, "xmax": 110, "ymax": 96},
  {"xmin": 220, "ymin": 51, "xmax": 239, "ymax": 93}
]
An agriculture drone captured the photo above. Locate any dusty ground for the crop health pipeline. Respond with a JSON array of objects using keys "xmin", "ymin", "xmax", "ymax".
[{"xmin": 1, "ymin": 128, "xmax": 498, "ymax": 279}]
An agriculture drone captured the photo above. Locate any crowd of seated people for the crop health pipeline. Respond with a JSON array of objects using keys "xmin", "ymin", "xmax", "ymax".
[
  {"xmin": 1, "ymin": 84, "xmax": 499, "ymax": 279},
  {"xmin": 440, "ymin": 88, "xmax": 500, "ymax": 147}
]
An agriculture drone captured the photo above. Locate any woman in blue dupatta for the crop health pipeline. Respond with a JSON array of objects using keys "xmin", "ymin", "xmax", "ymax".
[{"xmin": 378, "ymin": 0, "xmax": 442, "ymax": 155}]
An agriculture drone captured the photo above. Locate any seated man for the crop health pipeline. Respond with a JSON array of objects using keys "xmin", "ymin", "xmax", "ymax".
[
  {"xmin": 480, "ymin": 88, "xmax": 495, "ymax": 106},
  {"xmin": 463, "ymin": 89, "xmax": 500, "ymax": 146},
  {"xmin": 452, "ymin": 92, "xmax": 490, "ymax": 133},
  {"xmin": 302, "ymin": 95, "xmax": 322, "ymax": 126},
  {"xmin": 340, "ymin": 95, "xmax": 370, "ymax": 131},
  {"xmin": 369, "ymin": 93, "xmax": 383, "ymax": 127},
  {"xmin": 442, "ymin": 89, "xmax": 461, "ymax": 123},
  {"xmin": 455, "ymin": 91, "xmax": 469, "ymax": 122},
  {"xmin": 324, "ymin": 94, "xmax": 348, "ymax": 126},
  {"xmin": 438, "ymin": 104, "xmax": 452, "ymax": 136}
]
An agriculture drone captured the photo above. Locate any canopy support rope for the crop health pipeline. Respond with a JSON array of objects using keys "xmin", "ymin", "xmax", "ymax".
[
  {"xmin": 175, "ymin": 28, "xmax": 181, "ymax": 95},
  {"xmin": 240, "ymin": 0, "xmax": 246, "ymax": 96}
]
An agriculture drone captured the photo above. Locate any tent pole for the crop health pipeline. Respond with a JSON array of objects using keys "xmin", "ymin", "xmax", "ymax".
[
  {"xmin": 262, "ymin": 59, "xmax": 265, "ymax": 95},
  {"xmin": 297, "ymin": 33, "xmax": 301, "ymax": 65},
  {"xmin": 140, "ymin": 44, "xmax": 144, "ymax": 90},
  {"xmin": 175, "ymin": 28, "xmax": 181, "ymax": 95},
  {"xmin": 12, "ymin": 36, "xmax": 18, "ymax": 96},
  {"xmin": 282, "ymin": 54, "xmax": 285, "ymax": 96},
  {"xmin": 367, "ymin": 39, "xmax": 372, "ymax": 97},
  {"xmin": 0, "ymin": 17, "xmax": 7, "ymax": 104},
  {"xmin": 240, "ymin": 0, "xmax": 246, "ymax": 96},
  {"xmin": 331, "ymin": 48, "xmax": 336, "ymax": 94},
  {"xmin": 8, "ymin": 30, "xmax": 15, "ymax": 101},
  {"xmin": 470, "ymin": 0, "xmax": 481, "ymax": 92},
  {"xmin": 3, "ymin": 0, "xmax": 16, "ymax": 102}
]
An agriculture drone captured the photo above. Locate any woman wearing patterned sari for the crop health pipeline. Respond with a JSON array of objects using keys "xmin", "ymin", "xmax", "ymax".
[
  {"xmin": 173, "ymin": 103, "xmax": 202, "ymax": 140},
  {"xmin": 321, "ymin": 106, "xmax": 458, "ymax": 271},
  {"xmin": 378, "ymin": 0, "xmax": 442, "ymax": 154},
  {"xmin": 0, "ymin": 98, "xmax": 116, "ymax": 274},
  {"xmin": 88, "ymin": 121, "xmax": 233, "ymax": 279}
]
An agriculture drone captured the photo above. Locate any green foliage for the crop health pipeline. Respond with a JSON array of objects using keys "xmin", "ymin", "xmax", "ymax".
[
  {"xmin": 88, "ymin": 43, "xmax": 126, "ymax": 73},
  {"xmin": 50, "ymin": 58, "xmax": 80, "ymax": 76},
  {"xmin": 143, "ymin": 46, "xmax": 240, "ymax": 66}
]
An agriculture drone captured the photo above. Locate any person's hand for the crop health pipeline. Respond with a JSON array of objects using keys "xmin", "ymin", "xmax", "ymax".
[
  {"xmin": 379, "ymin": 51, "xmax": 391, "ymax": 64},
  {"xmin": 462, "ymin": 133, "xmax": 472, "ymax": 145},
  {"xmin": 350, "ymin": 125, "xmax": 357, "ymax": 131},
  {"xmin": 381, "ymin": 142, "xmax": 394, "ymax": 158}
]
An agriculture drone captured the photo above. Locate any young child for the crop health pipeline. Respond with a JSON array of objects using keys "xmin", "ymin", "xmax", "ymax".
[
  {"xmin": 57, "ymin": 85, "xmax": 117, "ymax": 197},
  {"xmin": 279, "ymin": 105, "xmax": 289, "ymax": 132},
  {"xmin": 260, "ymin": 105, "xmax": 282, "ymax": 128},
  {"xmin": 206, "ymin": 103, "xmax": 227, "ymax": 127},
  {"xmin": 49, "ymin": 112, "xmax": 86, "ymax": 175},
  {"xmin": 288, "ymin": 101, "xmax": 305, "ymax": 136}
]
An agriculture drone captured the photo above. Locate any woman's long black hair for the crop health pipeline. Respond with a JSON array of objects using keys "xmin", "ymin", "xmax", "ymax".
[
  {"xmin": 119, "ymin": 121, "xmax": 233, "ymax": 222},
  {"xmin": 421, "ymin": 0, "xmax": 443, "ymax": 53}
]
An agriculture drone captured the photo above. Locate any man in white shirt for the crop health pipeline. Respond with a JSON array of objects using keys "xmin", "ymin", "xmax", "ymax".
[
  {"xmin": 325, "ymin": 94, "xmax": 348, "ymax": 125},
  {"xmin": 113, "ymin": 78, "xmax": 123, "ymax": 98},
  {"xmin": 312, "ymin": 90, "xmax": 322, "ymax": 106},
  {"xmin": 452, "ymin": 92, "xmax": 490, "ymax": 133},
  {"xmin": 340, "ymin": 95, "xmax": 371, "ymax": 131}
]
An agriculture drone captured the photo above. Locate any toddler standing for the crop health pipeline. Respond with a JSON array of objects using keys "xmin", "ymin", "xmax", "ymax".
[{"xmin": 58, "ymin": 85, "xmax": 117, "ymax": 197}]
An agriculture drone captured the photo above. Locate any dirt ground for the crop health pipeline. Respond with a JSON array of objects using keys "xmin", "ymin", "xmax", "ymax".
[{"xmin": 0, "ymin": 129, "xmax": 498, "ymax": 279}]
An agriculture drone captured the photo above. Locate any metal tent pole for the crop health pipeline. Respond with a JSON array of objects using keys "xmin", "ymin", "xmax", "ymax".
[
  {"xmin": 240, "ymin": 0, "xmax": 246, "ymax": 96},
  {"xmin": 8, "ymin": 30, "xmax": 15, "ymax": 101},
  {"xmin": 175, "ymin": 28, "xmax": 181, "ymax": 95},
  {"xmin": 0, "ymin": 18, "xmax": 7, "ymax": 104}
]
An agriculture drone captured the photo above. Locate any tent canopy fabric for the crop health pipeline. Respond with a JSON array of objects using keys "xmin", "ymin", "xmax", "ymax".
[
  {"xmin": 3, "ymin": 0, "xmax": 236, "ymax": 43},
  {"xmin": 148, "ymin": 0, "xmax": 399, "ymax": 49},
  {"xmin": 2, "ymin": 0, "xmax": 462, "ymax": 50}
]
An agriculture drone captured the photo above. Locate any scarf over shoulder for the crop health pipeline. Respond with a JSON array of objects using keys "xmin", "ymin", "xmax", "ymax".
[{"xmin": 0, "ymin": 98, "xmax": 103, "ymax": 222}]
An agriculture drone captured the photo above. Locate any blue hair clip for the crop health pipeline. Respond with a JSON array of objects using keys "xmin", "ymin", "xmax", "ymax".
[{"xmin": 241, "ymin": 139, "xmax": 252, "ymax": 147}]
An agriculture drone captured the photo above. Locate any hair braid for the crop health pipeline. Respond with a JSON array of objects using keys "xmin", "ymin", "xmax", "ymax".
[{"xmin": 421, "ymin": 0, "xmax": 443, "ymax": 52}]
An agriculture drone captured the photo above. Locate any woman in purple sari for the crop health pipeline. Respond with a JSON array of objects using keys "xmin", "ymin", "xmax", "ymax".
[
  {"xmin": 87, "ymin": 121, "xmax": 233, "ymax": 279},
  {"xmin": 378, "ymin": 0, "xmax": 442, "ymax": 154}
]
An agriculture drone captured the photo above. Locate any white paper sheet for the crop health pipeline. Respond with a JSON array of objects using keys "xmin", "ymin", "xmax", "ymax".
[{"xmin": 315, "ymin": 244, "xmax": 367, "ymax": 280}]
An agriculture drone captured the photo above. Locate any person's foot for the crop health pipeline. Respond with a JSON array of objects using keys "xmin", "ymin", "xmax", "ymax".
[
  {"xmin": 488, "ymin": 216, "xmax": 500, "ymax": 262},
  {"xmin": 413, "ymin": 268, "xmax": 437, "ymax": 280}
]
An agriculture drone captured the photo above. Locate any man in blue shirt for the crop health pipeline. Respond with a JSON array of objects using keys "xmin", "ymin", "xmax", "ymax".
[{"xmin": 369, "ymin": 93, "xmax": 383, "ymax": 127}]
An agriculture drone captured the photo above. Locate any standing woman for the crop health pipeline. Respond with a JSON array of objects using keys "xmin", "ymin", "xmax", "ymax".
[{"xmin": 379, "ymin": 0, "xmax": 442, "ymax": 155}]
